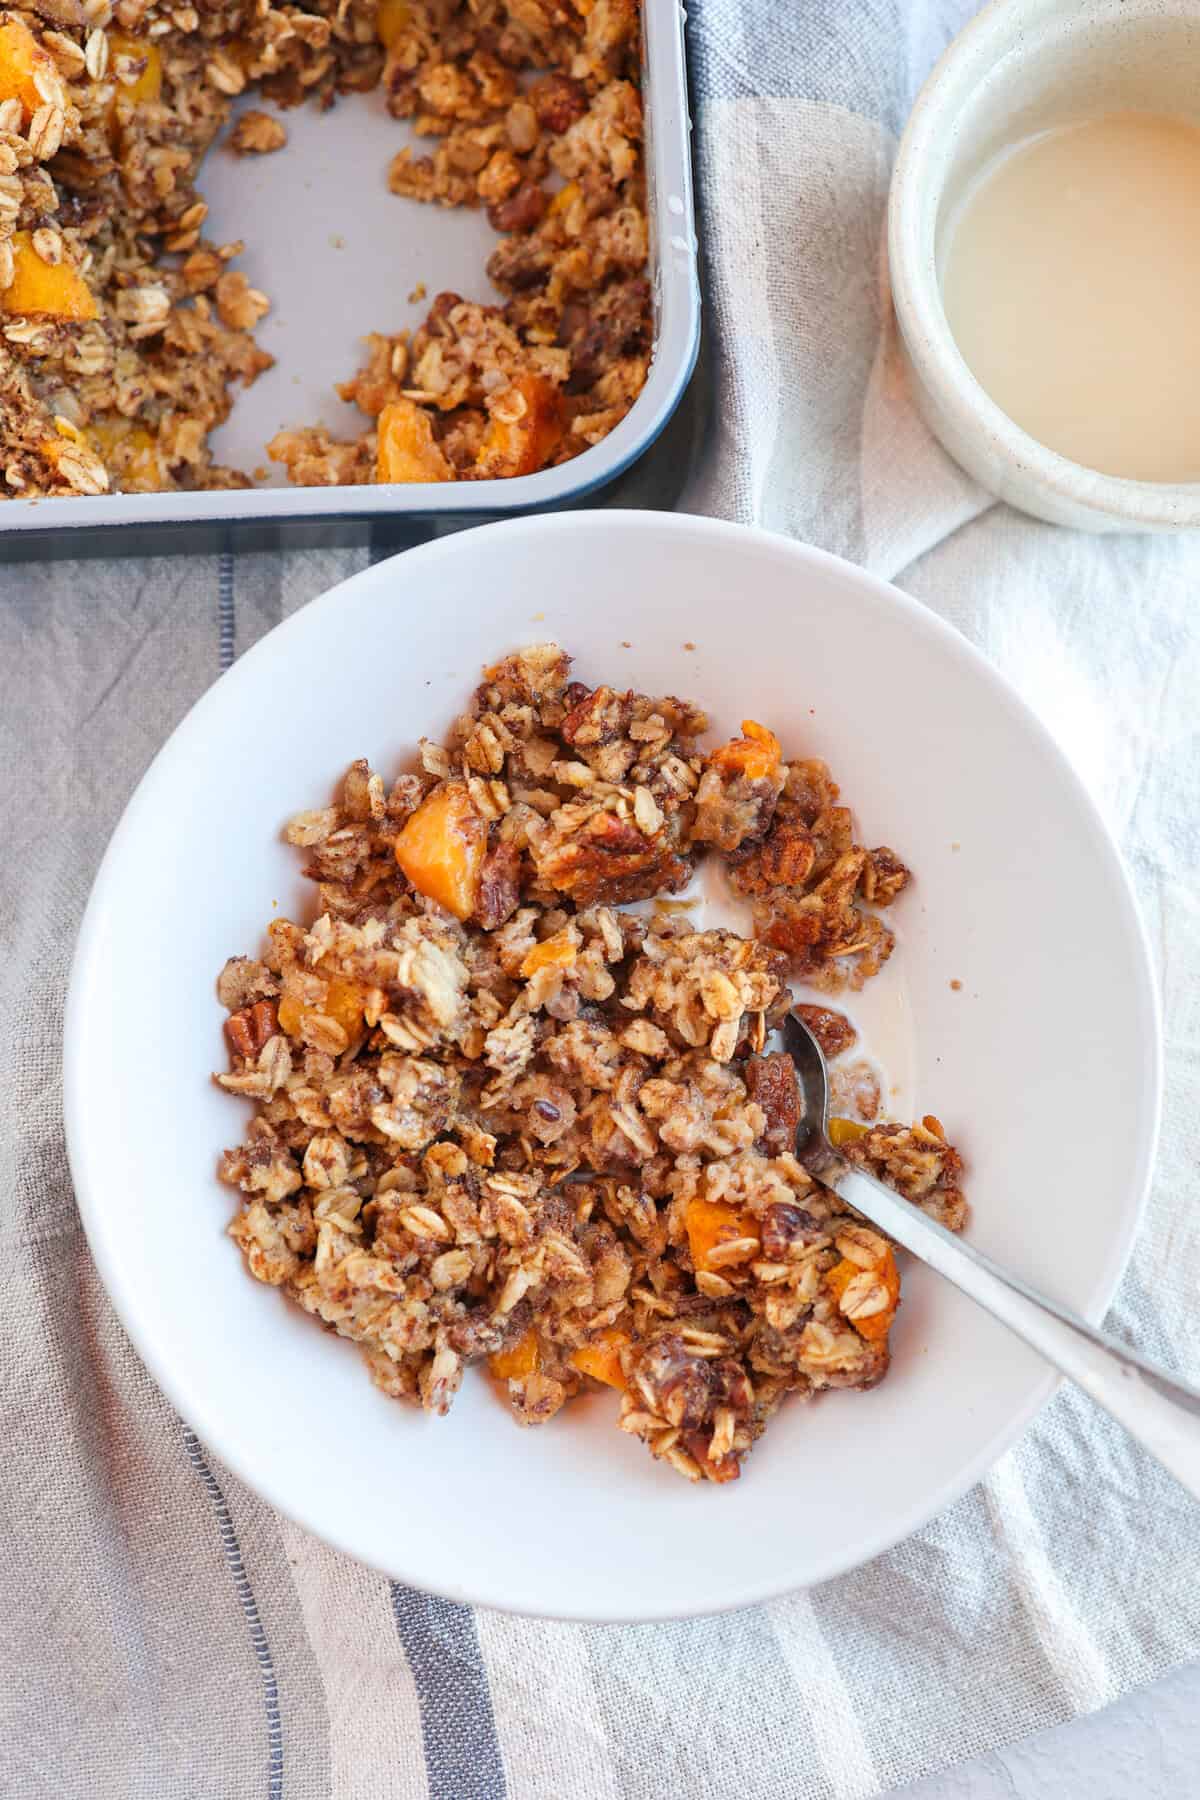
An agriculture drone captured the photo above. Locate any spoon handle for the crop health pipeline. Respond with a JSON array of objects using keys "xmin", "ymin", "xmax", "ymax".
[{"xmin": 832, "ymin": 1164, "xmax": 1200, "ymax": 1501}]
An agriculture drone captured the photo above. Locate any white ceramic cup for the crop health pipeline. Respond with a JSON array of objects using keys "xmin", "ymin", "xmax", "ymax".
[{"xmin": 888, "ymin": 0, "xmax": 1200, "ymax": 532}]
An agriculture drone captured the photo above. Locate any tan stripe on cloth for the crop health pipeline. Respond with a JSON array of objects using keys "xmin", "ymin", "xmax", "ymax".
[
  {"xmin": 476, "ymin": 1612, "xmax": 619, "ymax": 1800},
  {"xmin": 0, "ymin": 553, "xmax": 334, "ymax": 1799},
  {"xmin": 282, "ymin": 1528, "xmax": 430, "ymax": 1800}
]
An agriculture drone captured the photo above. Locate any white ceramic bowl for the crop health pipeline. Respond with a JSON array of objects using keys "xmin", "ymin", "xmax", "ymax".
[
  {"xmin": 65, "ymin": 512, "xmax": 1160, "ymax": 1621},
  {"xmin": 889, "ymin": 0, "xmax": 1200, "ymax": 531}
]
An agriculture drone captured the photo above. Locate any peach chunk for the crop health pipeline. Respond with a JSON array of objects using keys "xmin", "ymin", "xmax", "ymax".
[
  {"xmin": 2, "ymin": 233, "xmax": 97, "ymax": 320},
  {"xmin": 708, "ymin": 719, "xmax": 781, "ymax": 782},
  {"xmin": 490, "ymin": 1328, "xmax": 539, "ymax": 1381},
  {"xmin": 547, "ymin": 179, "xmax": 581, "ymax": 219},
  {"xmin": 827, "ymin": 1116, "xmax": 869, "ymax": 1148},
  {"xmin": 520, "ymin": 929, "xmax": 577, "ymax": 978},
  {"xmin": 475, "ymin": 372, "xmax": 564, "ymax": 478},
  {"xmin": 275, "ymin": 993, "xmax": 303, "ymax": 1037},
  {"xmin": 685, "ymin": 1197, "xmax": 760, "ymax": 1273},
  {"xmin": 108, "ymin": 32, "xmax": 163, "ymax": 107},
  {"xmin": 570, "ymin": 1327, "xmax": 629, "ymax": 1390},
  {"xmin": 0, "ymin": 18, "xmax": 56, "ymax": 123},
  {"xmin": 825, "ymin": 1245, "xmax": 900, "ymax": 1343},
  {"xmin": 321, "ymin": 976, "xmax": 367, "ymax": 1039},
  {"xmin": 376, "ymin": 399, "xmax": 451, "ymax": 483},
  {"xmin": 394, "ymin": 782, "xmax": 486, "ymax": 920},
  {"xmin": 375, "ymin": 0, "xmax": 410, "ymax": 49},
  {"xmin": 277, "ymin": 976, "xmax": 365, "ymax": 1042},
  {"xmin": 89, "ymin": 419, "xmax": 159, "ymax": 491}
]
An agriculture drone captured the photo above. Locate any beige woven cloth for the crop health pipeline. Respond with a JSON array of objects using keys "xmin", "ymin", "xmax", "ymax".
[{"xmin": 3, "ymin": 1, "xmax": 1200, "ymax": 1795}]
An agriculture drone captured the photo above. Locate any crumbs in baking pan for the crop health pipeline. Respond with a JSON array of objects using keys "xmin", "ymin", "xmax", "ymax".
[{"xmin": 0, "ymin": 0, "xmax": 649, "ymax": 500}]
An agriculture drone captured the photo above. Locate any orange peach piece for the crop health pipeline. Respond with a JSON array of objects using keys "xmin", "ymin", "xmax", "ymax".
[
  {"xmin": 108, "ymin": 32, "xmax": 163, "ymax": 107},
  {"xmin": 570, "ymin": 1328, "xmax": 629, "ymax": 1390},
  {"xmin": 394, "ymin": 782, "xmax": 486, "ymax": 920},
  {"xmin": 376, "ymin": 399, "xmax": 451, "ymax": 483},
  {"xmin": 1, "ymin": 233, "xmax": 97, "ymax": 321},
  {"xmin": 88, "ymin": 419, "xmax": 159, "ymax": 491},
  {"xmin": 476, "ymin": 372, "xmax": 564, "ymax": 478},
  {"xmin": 547, "ymin": 180, "xmax": 581, "ymax": 218},
  {"xmin": 520, "ymin": 929, "xmax": 577, "ymax": 978},
  {"xmin": 0, "ymin": 18, "xmax": 55, "ymax": 122},
  {"xmin": 276, "ymin": 991, "xmax": 303, "ymax": 1038},
  {"xmin": 684, "ymin": 1197, "xmax": 760, "ymax": 1273},
  {"xmin": 322, "ymin": 976, "xmax": 367, "ymax": 1039},
  {"xmin": 827, "ymin": 1116, "xmax": 870, "ymax": 1149},
  {"xmin": 826, "ymin": 1246, "xmax": 900, "ymax": 1343},
  {"xmin": 824, "ymin": 1259, "xmax": 855, "ymax": 1309},
  {"xmin": 277, "ymin": 976, "xmax": 365, "ymax": 1042},
  {"xmin": 375, "ymin": 0, "xmax": 410, "ymax": 49},
  {"xmin": 708, "ymin": 719, "xmax": 782, "ymax": 782},
  {"xmin": 490, "ymin": 1328, "xmax": 539, "ymax": 1381}
]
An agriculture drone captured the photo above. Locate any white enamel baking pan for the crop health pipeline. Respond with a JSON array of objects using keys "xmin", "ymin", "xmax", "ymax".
[{"xmin": 3, "ymin": 0, "xmax": 698, "ymax": 538}]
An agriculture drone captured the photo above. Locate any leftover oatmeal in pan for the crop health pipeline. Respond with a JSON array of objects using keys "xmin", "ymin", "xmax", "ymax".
[
  {"xmin": 0, "ymin": 0, "xmax": 648, "ymax": 498},
  {"xmin": 215, "ymin": 645, "xmax": 967, "ymax": 1485}
]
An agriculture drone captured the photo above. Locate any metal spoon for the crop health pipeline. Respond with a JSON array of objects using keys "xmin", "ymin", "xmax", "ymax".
[{"xmin": 781, "ymin": 1011, "xmax": 1200, "ymax": 1501}]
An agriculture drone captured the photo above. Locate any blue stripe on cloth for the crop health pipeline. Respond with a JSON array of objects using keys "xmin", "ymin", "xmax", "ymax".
[
  {"xmin": 218, "ymin": 549, "xmax": 236, "ymax": 672},
  {"xmin": 389, "ymin": 1585, "xmax": 507, "ymax": 1800},
  {"xmin": 205, "ymin": 547, "xmax": 285, "ymax": 1792},
  {"xmin": 183, "ymin": 1428, "xmax": 284, "ymax": 1800}
]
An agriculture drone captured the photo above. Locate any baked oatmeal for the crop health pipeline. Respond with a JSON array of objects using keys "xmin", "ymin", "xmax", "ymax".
[
  {"xmin": 0, "ymin": 0, "xmax": 648, "ymax": 499},
  {"xmin": 215, "ymin": 645, "xmax": 967, "ymax": 1484}
]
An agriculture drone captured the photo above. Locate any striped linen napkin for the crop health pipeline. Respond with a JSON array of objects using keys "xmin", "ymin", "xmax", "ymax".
[{"xmin": 3, "ymin": 2, "xmax": 1199, "ymax": 1795}]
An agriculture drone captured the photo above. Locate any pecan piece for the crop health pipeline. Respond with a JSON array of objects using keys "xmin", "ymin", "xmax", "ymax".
[
  {"xmin": 760, "ymin": 1202, "xmax": 827, "ymax": 1259},
  {"xmin": 794, "ymin": 1003, "xmax": 857, "ymax": 1060},
  {"xmin": 530, "ymin": 72, "xmax": 587, "ymax": 133},
  {"xmin": 487, "ymin": 181, "xmax": 548, "ymax": 235},
  {"xmin": 225, "ymin": 1000, "xmax": 278, "ymax": 1060},
  {"xmin": 634, "ymin": 1334, "xmax": 713, "ymax": 1429},
  {"xmin": 744, "ymin": 1051, "xmax": 802, "ymax": 1156},
  {"xmin": 475, "ymin": 841, "xmax": 523, "ymax": 930}
]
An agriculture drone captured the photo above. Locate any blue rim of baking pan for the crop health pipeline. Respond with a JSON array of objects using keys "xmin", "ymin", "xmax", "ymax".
[{"xmin": 0, "ymin": 1, "xmax": 700, "ymax": 537}]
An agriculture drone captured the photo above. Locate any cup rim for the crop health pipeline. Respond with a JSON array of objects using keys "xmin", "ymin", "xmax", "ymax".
[{"xmin": 888, "ymin": 0, "xmax": 1200, "ymax": 529}]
